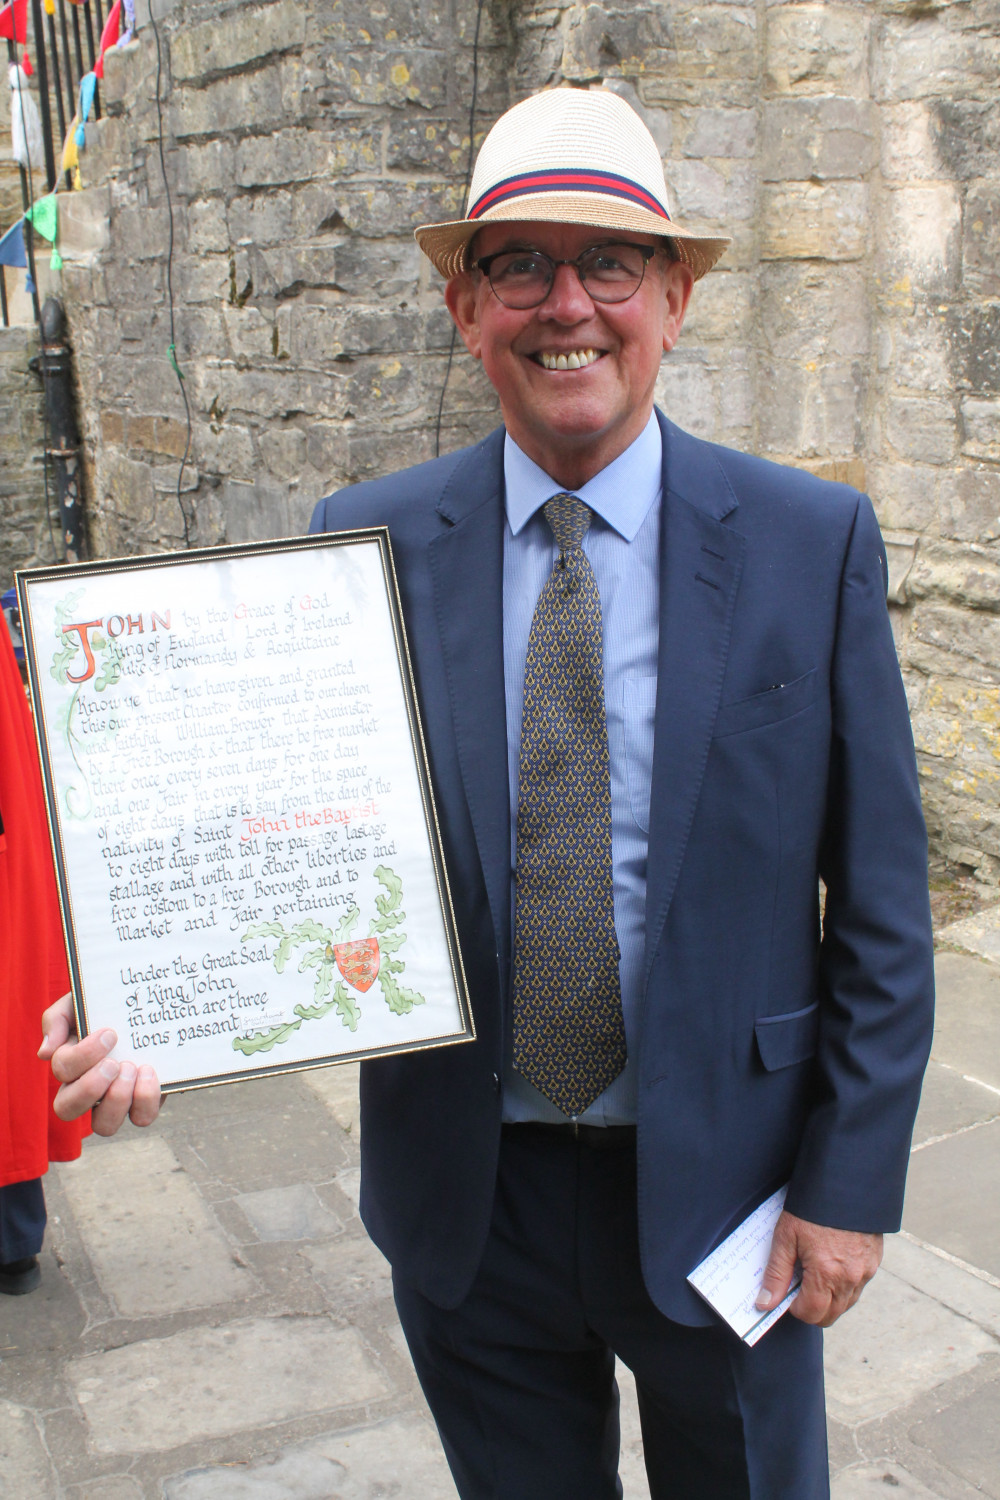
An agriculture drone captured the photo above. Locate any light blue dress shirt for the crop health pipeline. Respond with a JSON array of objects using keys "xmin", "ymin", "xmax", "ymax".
[{"xmin": 502, "ymin": 411, "xmax": 662, "ymax": 1125}]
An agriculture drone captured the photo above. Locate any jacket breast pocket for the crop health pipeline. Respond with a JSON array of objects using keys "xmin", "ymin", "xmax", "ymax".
[
  {"xmin": 754, "ymin": 1001, "xmax": 819, "ymax": 1071},
  {"xmin": 713, "ymin": 669, "xmax": 818, "ymax": 740},
  {"xmin": 623, "ymin": 674, "xmax": 657, "ymax": 834}
]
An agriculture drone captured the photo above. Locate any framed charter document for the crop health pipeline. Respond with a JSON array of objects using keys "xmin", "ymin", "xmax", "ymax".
[{"xmin": 16, "ymin": 532, "xmax": 473, "ymax": 1092}]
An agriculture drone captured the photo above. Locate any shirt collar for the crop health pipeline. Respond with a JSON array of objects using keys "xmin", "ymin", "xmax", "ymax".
[{"xmin": 503, "ymin": 409, "xmax": 662, "ymax": 542}]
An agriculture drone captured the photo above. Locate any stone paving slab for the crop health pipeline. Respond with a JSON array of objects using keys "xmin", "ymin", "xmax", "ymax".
[
  {"xmin": 235, "ymin": 1182, "xmax": 343, "ymax": 1243},
  {"xmin": 927, "ymin": 951, "xmax": 1000, "ymax": 1091},
  {"xmin": 823, "ymin": 1264, "xmax": 995, "ymax": 1425},
  {"xmin": 161, "ymin": 1414, "xmax": 455, "ymax": 1498},
  {"xmin": 66, "ymin": 1317, "xmax": 390, "ymax": 1455},
  {"xmin": 0, "ymin": 1400, "xmax": 58, "ymax": 1498},
  {"xmin": 909, "ymin": 1377, "xmax": 1000, "ymax": 1499},
  {"xmin": 911, "ymin": 1059, "xmax": 1000, "ymax": 1146},
  {"xmin": 61, "ymin": 1134, "xmax": 255, "ymax": 1318},
  {"xmin": 832, "ymin": 1462, "xmax": 959, "ymax": 1499},
  {"xmin": 904, "ymin": 1118, "xmax": 1000, "ymax": 1280},
  {"xmin": 885, "ymin": 1232, "xmax": 1000, "ymax": 1341},
  {"xmin": 938, "ymin": 902, "xmax": 1000, "ymax": 971}
]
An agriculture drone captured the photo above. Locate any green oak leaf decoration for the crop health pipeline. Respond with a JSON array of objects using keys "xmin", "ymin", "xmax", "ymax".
[{"xmin": 234, "ymin": 864, "xmax": 424, "ymax": 1054}]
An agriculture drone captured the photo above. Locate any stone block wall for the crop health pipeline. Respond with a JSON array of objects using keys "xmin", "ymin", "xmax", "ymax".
[
  {"xmin": 0, "ymin": 323, "xmax": 54, "ymax": 582},
  {"xmin": 10, "ymin": 0, "xmax": 1000, "ymax": 878},
  {"xmin": 54, "ymin": 0, "xmax": 511, "ymax": 558},
  {"xmin": 868, "ymin": 3, "xmax": 1000, "ymax": 879}
]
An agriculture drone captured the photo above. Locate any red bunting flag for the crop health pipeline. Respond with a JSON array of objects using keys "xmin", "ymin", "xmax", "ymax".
[
  {"xmin": 0, "ymin": 0, "xmax": 28, "ymax": 45},
  {"xmin": 99, "ymin": 0, "xmax": 121, "ymax": 54},
  {"xmin": 93, "ymin": 0, "xmax": 121, "ymax": 79}
]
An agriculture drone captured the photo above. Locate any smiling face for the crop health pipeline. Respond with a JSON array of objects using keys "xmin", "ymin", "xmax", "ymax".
[{"xmin": 444, "ymin": 221, "xmax": 694, "ymax": 489}]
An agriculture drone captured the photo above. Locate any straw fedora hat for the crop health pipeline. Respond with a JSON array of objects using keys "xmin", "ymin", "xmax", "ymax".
[{"xmin": 415, "ymin": 88, "xmax": 731, "ymax": 282}]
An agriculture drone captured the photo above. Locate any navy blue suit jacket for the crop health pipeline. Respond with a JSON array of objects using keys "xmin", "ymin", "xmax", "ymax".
[{"xmin": 309, "ymin": 411, "xmax": 934, "ymax": 1326}]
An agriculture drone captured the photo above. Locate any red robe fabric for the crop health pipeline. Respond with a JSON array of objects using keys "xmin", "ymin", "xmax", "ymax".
[{"xmin": 1, "ymin": 619, "xmax": 88, "ymax": 1184}]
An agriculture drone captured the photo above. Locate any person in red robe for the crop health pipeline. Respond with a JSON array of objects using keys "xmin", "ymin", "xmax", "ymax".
[{"xmin": 0, "ymin": 609, "xmax": 88, "ymax": 1294}]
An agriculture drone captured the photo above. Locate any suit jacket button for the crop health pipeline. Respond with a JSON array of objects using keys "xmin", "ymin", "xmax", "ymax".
[{"xmin": 492, "ymin": 1072, "xmax": 501, "ymax": 1093}]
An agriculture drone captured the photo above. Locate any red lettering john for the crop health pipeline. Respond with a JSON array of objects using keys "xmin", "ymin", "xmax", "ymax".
[{"xmin": 241, "ymin": 814, "xmax": 291, "ymax": 840}]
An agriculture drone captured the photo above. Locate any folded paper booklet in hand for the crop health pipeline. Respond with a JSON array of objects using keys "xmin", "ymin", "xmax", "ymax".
[
  {"xmin": 17, "ymin": 532, "xmax": 472, "ymax": 1093},
  {"xmin": 687, "ymin": 1184, "xmax": 802, "ymax": 1346}
]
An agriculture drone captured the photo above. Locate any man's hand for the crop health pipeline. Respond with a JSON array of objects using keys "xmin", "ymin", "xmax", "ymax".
[
  {"xmin": 756, "ymin": 1209, "xmax": 883, "ymax": 1327},
  {"xmin": 39, "ymin": 993, "xmax": 162, "ymax": 1136}
]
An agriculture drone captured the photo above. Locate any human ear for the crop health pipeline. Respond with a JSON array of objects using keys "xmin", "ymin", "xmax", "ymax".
[
  {"xmin": 444, "ymin": 273, "xmax": 483, "ymax": 361},
  {"xmin": 661, "ymin": 259, "xmax": 695, "ymax": 353}
]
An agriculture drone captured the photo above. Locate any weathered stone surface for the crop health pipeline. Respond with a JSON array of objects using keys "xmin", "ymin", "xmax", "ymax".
[
  {"xmin": 642, "ymin": 6, "xmax": 758, "ymax": 104},
  {"xmin": 758, "ymin": 358, "xmax": 864, "ymax": 458},
  {"xmin": 824, "ymin": 1266, "xmax": 995, "ymax": 1423},
  {"xmin": 885, "ymin": 397, "xmax": 958, "ymax": 467},
  {"xmin": 0, "ymin": 327, "xmax": 49, "ymax": 580},
  {"xmin": 938, "ymin": 467, "xmax": 1000, "ymax": 545},
  {"xmin": 757, "ymin": 263, "xmax": 869, "ymax": 362},
  {"xmin": 679, "ymin": 106, "xmax": 756, "ymax": 159},
  {"xmin": 259, "ymin": 425, "xmax": 308, "ymax": 480},
  {"xmin": 66, "ymin": 1318, "xmax": 389, "ymax": 1453},
  {"xmin": 667, "ymin": 159, "xmax": 752, "ymax": 225},
  {"xmin": 909, "ymin": 1381, "xmax": 1000, "ymax": 1499},
  {"xmin": 220, "ymin": 477, "xmax": 303, "ymax": 544},
  {"xmin": 907, "ymin": 603, "xmax": 1000, "ymax": 683},
  {"xmin": 301, "ymin": 1060, "xmax": 361, "ymax": 1136},
  {"xmin": 906, "ymin": 1119, "xmax": 1000, "ymax": 1279},
  {"xmin": 655, "ymin": 354, "xmax": 719, "ymax": 440},
  {"xmin": 60, "ymin": 1134, "xmax": 256, "ymax": 1318},
  {"xmin": 161, "ymin": 1416, "xmax": 454, "ymax": 1499},
  {"xmin": 879, "ymin": 184, "xmax": 962, "ymax": 297},
  {"xmin": 561, "ymin": 3, "xmax": 674, "ymax": 83},
  {"xmin": 680, "ymin": 271, "xmax": 752, "ymax": 344},
  {"xmin": 760, "ymin": 182, "xmax": 868, "ymax": 260},
  {"xmin": 963, "ymin": 183, "xmax": 1000, "ymax": 298},
  {"xmin": 303, "ymin": 1232, "xmax": 394, "ymax": 1310},
  {"xmin": 169, "ymin": 59, "xmax": 304, "ymax": 140},
  {"xmin": 170, "ymin": 0, "xmax": 307, "ymax": 82},
  {"xmin": 765, "ymin": 4, "xmax": 870, "ymax": 97},
  {"xmin": 930, "ymin": 98, "xmax": 1000, "ymax": 183},
  {"xmin": 911, "ymin": 1057, "xmax": 1000, "ymax": 1149},
  {"xmin": 0, "ymin": 1401, "xmax": 59, "ymax": 1497},
  {"xmin": 906, "ymin": 540, "xmax": 1000, "ymax": 612},
  {"xmin": 236, "ymin": 1182, "xmax": 343, "ymax": 1242},
  {"xmin": 948, "ymin": 305, "xmax": 1000, "ymax": 397},
  {"xmin": 872, "ymin": 18, "xmax": 1000, "ymax": 104},
  {"xmin": 961, "ymin": 398, "xmax": 1000, "ymax": 459},
  {"xmin": 761, "ymin": 97, "xmax": 878, "ymax": 181},
  {"xmin": 831, "ymin": 1464, "xmax": 956, "ymax": 1500},
  {"xmin": 880, "ymin": 102, "xmax": 939, "ymax": 182},
  {"xmin": 887, "ymin": 317, "xmax": 952, "ymax": 394}
]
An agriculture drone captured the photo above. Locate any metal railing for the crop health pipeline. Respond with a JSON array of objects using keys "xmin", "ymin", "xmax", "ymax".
[{"xmin": 2, "ymin": 0, "xmax": 107, "ymax": 323}]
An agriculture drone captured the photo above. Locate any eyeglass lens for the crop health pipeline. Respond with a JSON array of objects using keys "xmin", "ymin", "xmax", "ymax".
[{"xmin": 484, "ymin": 244, "xmax": 651, "ymax": 308}]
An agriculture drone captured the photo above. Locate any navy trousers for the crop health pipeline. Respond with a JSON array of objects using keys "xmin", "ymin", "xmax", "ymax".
[
  {"xmin": 393, "ymin": 1124, "xmax": 829, "ymax": 1500},
  {"xmin": 0, "ymin": 1177, "xmax": 46, "ymax": 1262}
]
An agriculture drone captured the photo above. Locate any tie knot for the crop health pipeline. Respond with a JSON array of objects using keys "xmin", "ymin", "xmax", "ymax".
[{"xmin": 544, "ymin": 493, "xmax": 590, "ymax": 554}]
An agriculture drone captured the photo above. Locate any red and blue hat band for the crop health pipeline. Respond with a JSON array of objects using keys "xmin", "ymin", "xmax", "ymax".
[{"xmin": 468, "ymin": 168, "xmax": 671, "ymax": 222}]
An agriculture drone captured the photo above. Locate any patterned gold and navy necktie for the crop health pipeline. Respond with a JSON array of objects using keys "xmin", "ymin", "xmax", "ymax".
[{"xmin": 511, "ymin": 493, "xmax": 626, "ymax": 1117}]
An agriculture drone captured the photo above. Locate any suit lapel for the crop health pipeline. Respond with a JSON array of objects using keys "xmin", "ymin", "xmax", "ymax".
[
  {"xmin": 428, "ymin": 430, "xmax": 512, "ymax": 983},
  {"xmin": 644, "ymin": 414, "xmax": 745, "ymax": 981}
]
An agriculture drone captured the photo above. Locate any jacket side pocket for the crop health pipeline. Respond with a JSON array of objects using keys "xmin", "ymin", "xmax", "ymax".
[{"xmin": 754, "ymin": 1001, "xmax": 819, "ymax": 1071}]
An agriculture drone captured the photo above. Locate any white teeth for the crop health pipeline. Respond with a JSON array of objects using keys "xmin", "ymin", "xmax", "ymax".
[{"xmin": 538, "ymin": 348, "xmax": 599, "ymax": 370}]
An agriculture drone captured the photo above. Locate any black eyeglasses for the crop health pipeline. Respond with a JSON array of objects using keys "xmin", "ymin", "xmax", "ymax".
[{"xmin": 473, "ymin": 242, "xmax": 658, "ymax": 309}]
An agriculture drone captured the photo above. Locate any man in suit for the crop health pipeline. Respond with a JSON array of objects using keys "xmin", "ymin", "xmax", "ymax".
[{"xmin": 44, "ymin": 89, "xmax": 934, "ymax": 1498}]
